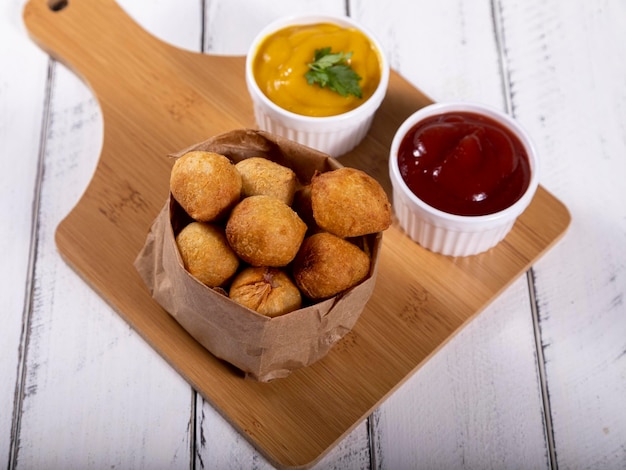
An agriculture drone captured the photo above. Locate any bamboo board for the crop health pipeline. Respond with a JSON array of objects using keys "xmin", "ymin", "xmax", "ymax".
[{"xmin": 23, "ymin": 1, "xmax": 571, "ymax": 468}]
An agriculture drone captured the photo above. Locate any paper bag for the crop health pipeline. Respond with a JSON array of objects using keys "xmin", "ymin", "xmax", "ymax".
[{"xmin": 134, "ymin": 129, "xmax": 382, "ymax": 382}]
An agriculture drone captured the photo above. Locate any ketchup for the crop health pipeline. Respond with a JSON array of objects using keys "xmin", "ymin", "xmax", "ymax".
[{"xmin": 397, "ymin": 111, "xmax": 531, "ymax": 216}]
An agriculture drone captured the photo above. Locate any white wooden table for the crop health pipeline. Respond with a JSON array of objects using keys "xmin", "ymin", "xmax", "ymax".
[{"xmin": 2, "ymin": 0, "xmax": 625, "ymax": 468}]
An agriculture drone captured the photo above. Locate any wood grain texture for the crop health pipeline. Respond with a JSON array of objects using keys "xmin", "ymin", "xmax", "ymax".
[
  {"xmin": 7, "ymin": 0, "xmax": 201, "ymax": 468},
  {"xmin": 6, "ymin": 0, "xmax": 626, "ymax": 469},
  {"xmin": 21, "ymin": 0, "xmax": 570, "ymax": 468},
  {"xmin": 374, "ymin": 276, "xmax": 551, "ymax": 469},
  {"xmin": 0, "ymin": 0, "xmax": 49, "ymax": 465},
  {"xmin": 201, "ymin": 0, "xmax": 349, "ymax": 55},
  {"xmin": 13, "ymin": 0, "xmax": 626, "ymax": 469},
  {"xmin": 196, "ymin": 1, "xmax": 376, "ymax": 468},
  {"xmin": 499, "ymin": 0, "xmax": 626, "ymax": 468},
  {"xmin": 345, "ymin": 2, "xmax": 555, "ymax": 468},
  {"xmin": 357, "ymin": 0, "xmax": 505, "ymax": 107}
]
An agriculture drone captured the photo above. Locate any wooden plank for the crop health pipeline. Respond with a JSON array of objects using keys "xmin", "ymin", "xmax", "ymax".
[
  {"xmin": 498, "ymin": 0, "xmax": 626, "ymax": 467},
  {"xmin": 372, "ymin": 276, "xmax": 549, "ymax": 469},
  {"xmin": 21, "ymin": 0, "xmax": 570, "ymax": 468},
  {"xmin": 9, "ymin": 0, "xmax": 200, "ymax": 468},
  {"xmin": 0, "ymin": 1, "xmax": 49, "ymax": 465},
  {"xmin": 348, "ymin": 2, "xmax": 554, "ymax": 468},
  {"xmin": 196, "ymin": 1, "xmax": 376, "ymax": 468}
]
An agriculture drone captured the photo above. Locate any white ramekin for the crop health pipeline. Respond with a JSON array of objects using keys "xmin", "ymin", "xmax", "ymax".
[
  {"xmin": 245, "ymin": 15, "xmax": 390, "ymax": 158},
  {"xmin": 389, "ymin": 102, "xmax": 540, "ymax": 257}
]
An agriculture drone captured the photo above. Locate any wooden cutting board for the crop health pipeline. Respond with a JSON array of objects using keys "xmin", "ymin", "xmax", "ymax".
[{"xmin": 24, "ymin": 1, "xmax": 571, "ymax": 468}]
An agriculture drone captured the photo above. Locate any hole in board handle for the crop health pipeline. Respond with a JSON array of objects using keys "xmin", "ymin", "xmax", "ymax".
[{"xmin": 48, "ymin": 0, "xmax": 68, "ymax": 12}]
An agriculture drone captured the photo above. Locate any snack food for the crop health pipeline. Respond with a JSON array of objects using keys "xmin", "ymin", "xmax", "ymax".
[
  {"xmin": 135, "ymin": 129, "xmax": 388, "ymax": 381},
  {"xmin": 175, "ymin": 221, "xmax": 239, "ymax": 287},
  {"xmin": 311, "ymin": 167, "xmax": 392, "ymax": 238},
  {"xmin": 225, "ymin": 195, "xmax": 307, "ymax": 267},
  {"xmin": 170, "ymin": 151, "xmax": 242, "ymax": 222},
  {"xmin": 293, "ymin": 232, "xmax": 371, "ymax": 300},
  {"xmin": 229, "ymin": 267, "xmax": 302, "ymax": 317},
  {"xmin": 235, "ymin": 157, "xmax": 297, "ymax": 205}
]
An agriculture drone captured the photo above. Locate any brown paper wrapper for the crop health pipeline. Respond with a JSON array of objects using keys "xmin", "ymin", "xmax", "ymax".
[{"xmin": 134, "ymin": 129, "xmax": 382, "ymax": 382}]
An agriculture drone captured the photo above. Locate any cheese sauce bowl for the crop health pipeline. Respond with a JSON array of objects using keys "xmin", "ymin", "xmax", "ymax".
[
  {"xmin": 389, "ymin": 102, "xmax": 540, "ymax": 257},
  {"xmin": 245, "ymin": 15, "xmax": 390, "ymax": 157}
]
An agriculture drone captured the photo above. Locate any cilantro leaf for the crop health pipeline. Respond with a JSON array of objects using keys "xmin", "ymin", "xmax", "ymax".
[{"xmin": 305, "ymin": 47, "xmax": 363, "ymax": 98}]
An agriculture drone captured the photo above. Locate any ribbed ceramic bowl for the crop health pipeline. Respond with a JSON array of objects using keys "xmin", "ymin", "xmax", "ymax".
[
  {"xmin": 389, "ymin": 102, "xmax": 540, "ymax": 257},
  {"xmin": 245, "ymin": 14, "xmax": 389, "ymax": 158}
]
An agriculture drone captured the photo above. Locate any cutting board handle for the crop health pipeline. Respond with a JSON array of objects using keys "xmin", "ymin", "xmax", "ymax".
[
  {"xmin": 24, "ymin": 0, "xmax": 146, "ymax": 69},
  {"xmin": 23, "ymin": 0, "xmax": 255, "ymax": 149},
  {"xmin": 22, "ymin": 0, "xmax": 193, "ymax": 95}
]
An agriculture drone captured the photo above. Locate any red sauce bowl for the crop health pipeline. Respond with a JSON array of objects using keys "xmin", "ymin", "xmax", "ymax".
[{"xmin": 389, "ymin": 102, "xmax": 540, "ymax": 256}]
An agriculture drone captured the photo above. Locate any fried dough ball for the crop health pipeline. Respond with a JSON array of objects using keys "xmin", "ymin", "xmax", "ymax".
[
  {"xmin": 229, "ymin": 267, "xmax": 302, "ymax": 317},
  {"xmin": 175, "ymin": 222, "xmax": 239, "ymax": 287},
  {"xmin": 293, "ymin": 232, "xmax": 371, "ymax": 300},
  {"xmin": 311, "ymin": 167, "xmax": 391, "ymax": 238},
  {"xmin": 235, "ymin": 157, "xmax": 297, "ymax": 205},
  {"xmin": 225, "ymin": 195, "xmax": 307, "ymax": 267},
  {"xmin": 170, "ymin": 151, "xmax": 242, "ymax": 222}
]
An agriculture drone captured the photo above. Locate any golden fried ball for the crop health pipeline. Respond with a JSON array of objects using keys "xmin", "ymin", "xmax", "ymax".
[
  {"xmin": 292, "ymin": 232, "xmax": 371, "ymax": 300},
  {"xmin": 235, "ymin": 157, "xmax": 297, "ymax": 205},
  {"xmin": 175, "ymin": 222, "xmax": 240, "ymax": 287},
  {"xmin": 311, "ymin": 167, "xmax": 391, "ymax": 238},
  {"xmin": 225, "ymin": 195, "xmax": 307, "ymax": 267},
  {"xmin": 170, "ymin": 151, "xmax": 242, "ymax": 222},
  {"xmin": 229, "ymin": 267, "xmax": 302, "ymax": 317}
]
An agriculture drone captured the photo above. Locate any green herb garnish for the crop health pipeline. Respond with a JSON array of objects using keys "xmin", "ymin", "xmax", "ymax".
[{"xmin": 305, "ymin": 47, "xmax": 363, "ymax": 98}]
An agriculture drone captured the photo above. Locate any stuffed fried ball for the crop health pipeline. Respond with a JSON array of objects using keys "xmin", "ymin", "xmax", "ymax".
[
  {"xmin": 170, "ymin": 151, "xmax": 242, "ymax": 222},
  {"xmin": 293, "ymin": 232, "xmax": 371, "ymax": 300},
  {"xmin": 311, "ymin": 167, "xmax": 391, "ymax": 238},
  {"xmin": 225, "ymin": 195, "xmax": 307, "ymax": 267},
  {"xmin": 175, "ymin": 221, "xmax": 239, "ymax": 287},
  {"xmin": 235, "ymin": 157, "xmax": 297, "ymax": 205},
  {"xmin": 229, "ymin": 267, "xmax": 302, "ymax": 317}
]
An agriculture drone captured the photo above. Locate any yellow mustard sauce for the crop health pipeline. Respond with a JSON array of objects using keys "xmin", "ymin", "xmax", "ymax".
[{"xmin": 252, "ymin": 23, "xmax": 381, "ymax": 117}]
